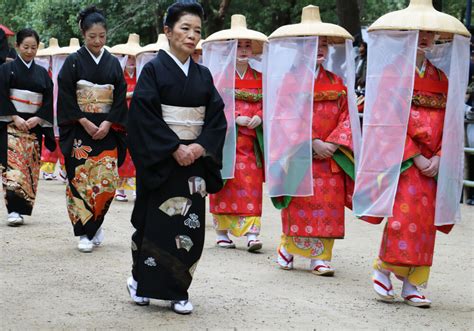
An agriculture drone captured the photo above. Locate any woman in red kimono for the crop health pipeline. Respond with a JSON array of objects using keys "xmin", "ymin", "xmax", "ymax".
[
  {"xmin": 110, "ymin": 34, "xmax": 141, "ymax": 202},
  {"xmin": 205, "ymin": 16, "xmax": 267, "ymax": 251},
  {"xmin": 363, "ymin": 31, "xmax": 448, "ymax": 308},
  {"xmin": 275, "ymin": 36, "xmax": 354, "ymax": 276},
  {"xmin": 354, "ymin": 0, "xmax": 471, "ymax": 308}
]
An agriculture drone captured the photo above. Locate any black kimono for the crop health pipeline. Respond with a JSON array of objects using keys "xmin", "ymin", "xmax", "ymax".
[
  {"xmin": 0, "ymin": 57, "xmax": 54, "ymax": 215},
  {"xmin": 57, "ymin": 47, "xmax": 127, "ymax": 239},
  {"xmin": 128, "ymin": 50, "xmax": 226, "ymax": 300}
]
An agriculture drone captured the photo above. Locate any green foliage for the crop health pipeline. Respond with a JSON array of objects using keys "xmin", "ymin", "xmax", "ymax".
[{"xmin": 0, "ymin": 0, "xmax": 470, "ymax": 48}]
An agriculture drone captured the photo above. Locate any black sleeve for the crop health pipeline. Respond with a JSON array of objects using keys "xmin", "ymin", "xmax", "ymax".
[
  {"xmin": 106, "ymin": 59, "xmax": 127, "ymax": 126},
  {"xmin": 127, "ymin": 62, "xmax": 181, "ymax": 170},
  {"xmin": 35, "ymin": 68, "xmax": 54, "ymax": 125},
  {"xmin": 57, "ymin": 54, "xmax": 84, "ymax": 125},
  {"xmin": 0, "ymin": 63, "xmax": 17, "ymax": 117},
  {"xmin": 195, "ymin": 68, "xmax": 227, "ymax": 164}
]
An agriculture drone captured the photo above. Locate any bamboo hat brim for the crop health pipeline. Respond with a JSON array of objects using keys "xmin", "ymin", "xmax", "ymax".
[
  {"xmin": 368, "ymin": 0, "xmax": 470, "ymax": 39},
  {"xmin": 57, "ymin": 38, "xmax": 81, "ymax": 55},
  {"xmin": 36, "ymin": 38, "xmax": 61, "ymax": 57},
  {"xmin": 110, "ymin": 33, "xmax": 142, "ymax": 57},
  {"xmin": 203, "ymin": 15, "xmax": 268, "ymax": 54},
  {"xmin": 269, "ymin": 5, "xmax": 353, "ymax": 43},
  {"xmin": 137, "ymin": 34, "xmax": 169, "ymax": 55}
]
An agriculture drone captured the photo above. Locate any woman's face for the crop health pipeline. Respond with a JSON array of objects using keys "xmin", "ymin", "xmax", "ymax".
[
  {"xmin": 165, "ymin": 14, "xmax": 202, "ymax": 58},
  {"xmin": 16, "ymin": 36, "xmax": 38, "ymax": 62},
  {"xmin": 418, "ymin": 30, "xmax": 435, "ymax": 52},
  {"xmin": 83, "ymin": 24, "xmax": 106, "ymax": 56},
  {"xmin": 237, "ymin": 39, "xmax": 252, "ymax": 61},
  {"xmin": 317, "ymin": 37, "xmax": 328, "ymax": 65}
]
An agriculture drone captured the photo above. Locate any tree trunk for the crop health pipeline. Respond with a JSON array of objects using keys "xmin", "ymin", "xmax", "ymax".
[
  {"xmin": 202, "ymin": 0, "xmax": 232, "ymax": 35},
  {"xmin": 336, "ymin": 0, "xmax": 362, "ymax": 42}
]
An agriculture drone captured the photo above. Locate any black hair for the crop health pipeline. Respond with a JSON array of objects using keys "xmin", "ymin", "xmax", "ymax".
[
  {"xmin": 78, "ymin": 5, "xmax": 107, "ymax": 32},
  {"xmin": 164, "ymin": 1, "xmax": 204, "ymax": 29},
  {"xmin": 16, "ymin": 28, "xmax": 39, "ymax": 45}
]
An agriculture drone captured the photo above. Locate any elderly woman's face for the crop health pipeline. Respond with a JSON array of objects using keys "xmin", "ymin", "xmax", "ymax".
[{"xmin": 165, "ymin": 13, "xmax": 202, "ymax": 58}]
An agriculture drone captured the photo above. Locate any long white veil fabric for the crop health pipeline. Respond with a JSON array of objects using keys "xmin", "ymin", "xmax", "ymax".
[
  {"xmin": 136, "ymin": 52, "xmax": 157, "ymax": 79},
  {"xmin": 113, "ymin": 54, "xmax": 128, "ymax": 71},
  {"xmin": 35, "ymin": 57, "xmax": 50, "ymax": 71},
  {"xmin": 202, "ymin": 40, "xmax": 237, "ymax": 179},
  {"xmin": 263, "ymin": 37, "xmax": 318, "ymax": 197},
  {"xmin": 434, "ymin": 34, "xmax": 470, "ymax": 226},
  {"xmin": 353, "ymin": 30, "xmax": 418, "ymax": 217},
  {"xmin": 52, "ymin": 54, "xmax": 68, "ymax": 133}
]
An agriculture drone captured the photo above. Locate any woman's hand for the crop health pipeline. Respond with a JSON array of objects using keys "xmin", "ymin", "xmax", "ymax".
[
  {"xmin": 172, "ymin": 144, "xmax": 195, "ymax": 166},
  {"xmin": 247, "ymin": 115, "xmax": 262, "ymax": 129},
  {"xmin": 25, "ymin": 116, "xmax": 42, "ymax": 130},
  {"xmin": 421, "ymin": 155, "xmax": 440, "ymax": 177},
  {"xmin": 188, "ymin": 143, "xmax": 205, "ymax": 160},
  {"xmin": 236, "ymin": 116, "xmax": 251, "ymax": 126},
  {"xmin": 12, "ymin": 115, "xmax": 29, "ymax": 131},
  {"xmin": 413, "ymin": 154, "xmax": 431, "ymax": 171},
  {"xmin": 79, "ymin": 118, "xmax": 99, "ymax": 137},
  {"xmin": 312, "ymin": 139, "xmax": 338, "ymax": 159},
  {"xmin": 92, "ymin": 121, "xmax": 112, "ymax": 140}
]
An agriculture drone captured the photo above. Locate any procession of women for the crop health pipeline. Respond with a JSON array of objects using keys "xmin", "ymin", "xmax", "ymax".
[{"xmin": 0, "ymin": 0, "xmax": 471, "ymax": 318}]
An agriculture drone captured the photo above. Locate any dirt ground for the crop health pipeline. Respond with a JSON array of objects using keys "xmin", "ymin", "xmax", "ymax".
[{"xmin": 0, "ymin": 179, "xmax": 473, "ymax": 330}]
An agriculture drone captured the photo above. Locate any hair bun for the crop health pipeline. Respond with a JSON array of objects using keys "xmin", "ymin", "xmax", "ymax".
[{"xmin": 78, "ymin": 5, "xmax": 104, "ymax": 24}]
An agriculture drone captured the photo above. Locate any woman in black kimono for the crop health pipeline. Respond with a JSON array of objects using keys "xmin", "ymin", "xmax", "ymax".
[
  {"xmin": 126, "ymin": 1, "xmax": 227, "ymax": 314},
  {"xmin": 57, "ymin": 6, "xmax": 127, "ymax": 253},
  {"xmin": 0, "ymin": 28, "xmax": 54, "ymax": 226}
]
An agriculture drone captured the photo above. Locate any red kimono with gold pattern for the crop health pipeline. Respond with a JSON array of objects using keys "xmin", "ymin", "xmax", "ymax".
[
  {"xmin": 117, "ymin": 70, "xmax": 136, "ymax": 178},
  {"xmin": 281, "ymin": 67, "xmax": 353, "ymax": 238},
  {"xmin": 209, "ymin": 69, "xmax": 264, "ymax": 216},
  {"xmin": 369, "ymin": 60, "xmax": 448, "ymax": 267}
]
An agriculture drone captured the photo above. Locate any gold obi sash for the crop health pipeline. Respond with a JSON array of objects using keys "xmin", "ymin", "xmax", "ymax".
[
  {"xmin": 9, "ymin": 88, "xmax": 43, "ymax": 113},
  {"xmin": 161, "ymin": 104, "xmax": 205, "ymax": 140},
  {"xmin": 76, "ymin": 80, "xmax": 114, "ymax": 113}
]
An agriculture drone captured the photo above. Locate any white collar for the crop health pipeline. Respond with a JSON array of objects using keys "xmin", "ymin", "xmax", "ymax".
[
  {"xmin": 19, "ymin": 56, "xmax": 33, "ymax": 69},
  {"xmin": 85, "ymin": 47, "xmax": 105, "ymax": 65},
  {"xmin": 236, "ymin": 64, "xmax": 248, "ymax": 80},
  {"xmin": 165, "ymin": 50, "xmax": 190, "ymax": 76}
]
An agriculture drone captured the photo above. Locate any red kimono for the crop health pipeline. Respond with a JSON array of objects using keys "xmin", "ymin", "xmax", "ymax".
[
  {"xmin": 281, "ymin": 67, "xmax": 353, "ymax": 238},
  {"xmin": 117, "ymin": 70, "xmax": 136, "ymax": 178},
  {"xmin": 40, "ymin": 67, "xmax": 64, "ymax": 166},
  {"xmin": 372, "ymin": 60, "xmax": 448, "ymax": 267},
  {"xmin": 209, "ymin": 69, "xmax": 264, "ymax": 216}
]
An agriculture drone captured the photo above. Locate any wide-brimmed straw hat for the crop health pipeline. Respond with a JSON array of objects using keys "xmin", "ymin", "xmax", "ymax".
[
  {"xmin": 37, "ymin": 38, "xmax": 61, "ymax": 57},
  {"xmin": 110, "ymin": 33, "xmax": 142, "ymax": 57},
  {"xmin": 203, "ymin": 15, "xmax": 268, "ymax": 54},
  {"xmin": 368, "ymin": 0, "xmax": 470, "ymax": 40},
  {"xmin": 137, "ymin": 34, "xmax": 169, "ymax": 55},
  {"xmin": 57, "ymin": 38, "xmax": 81, "ymax": 55},
  {"xmin": 269, "ymin": 5, "xmax": 353, "ymax": 43}
]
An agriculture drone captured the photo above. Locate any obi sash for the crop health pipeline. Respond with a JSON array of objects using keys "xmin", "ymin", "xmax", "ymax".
[
  {"xmin": 161, "ymin": 104, "xmax": 206, "ymax": 140},
  {"xmin": 76, "ymin": 80, "xmax": 114, "ymax": 113},
  {"xmin": 9, "ymin": 88, "xmax": 43, "ymax": 114},
  {"xmin": 412, "ymin": 76, "xmax": 448, "ymax": 109}
]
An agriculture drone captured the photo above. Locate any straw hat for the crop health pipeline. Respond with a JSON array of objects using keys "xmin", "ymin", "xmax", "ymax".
[
  {"xmin": 269, "ymin": 5, "xmax": 353, "ymax": 43},
  {"xmin": 368, "ymin": 0, "xmax": 470, "ymax": 40},
  {"xmin": 37, "ymin": 38, "xmax": 61, "ymax": 56},
  {"xmin": 38, "ymin": 42, "xmax": 45, "ymax": 50},
  {"xmin": 110, "ymin": 33, "xmax": 142, "ymax": 57},
  {"xmin": 194, "ymin": 39, "xmax": 204, "ymax": 54},
  {"xmin": 57, "ymin": 38, "xmax": 81, "ymax": 55},
  {"xmin": 203, "ymin": 15, "xmax": 268, "ymax": 54},
  {"xmin": 137, "ymin": 34, "xmax": 169, "ymax": 54}
]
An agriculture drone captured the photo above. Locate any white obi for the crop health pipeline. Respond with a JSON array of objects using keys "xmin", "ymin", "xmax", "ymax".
[
  {"xmin": 76, "ymin": 80, "xmax": 114, "ymax": 114},
  {"xmin": 9, "ymin": 88, "xmax": 43, "ymax": 114},
  {"xmin": 161, "ymin": 104, "xmax": 205, "ymax": 140}
]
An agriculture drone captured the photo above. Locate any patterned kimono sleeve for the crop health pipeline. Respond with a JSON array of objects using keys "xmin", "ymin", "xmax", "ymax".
[
  {"xmin": 402, "ymin": 134, "xmax": 421, "ymax": 161},
  {"xmin": 326, "ymin": 95, "xmax": 352, "ymax": 150}
]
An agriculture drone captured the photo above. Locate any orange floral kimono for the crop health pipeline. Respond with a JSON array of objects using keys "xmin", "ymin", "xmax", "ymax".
[
  {"xmin": 209, "ymin": 68, "xmax": 264, "ymax": 237},
  {"xmin": 276, "ymin": 66, "xmax": 354, "ymax": 260}
]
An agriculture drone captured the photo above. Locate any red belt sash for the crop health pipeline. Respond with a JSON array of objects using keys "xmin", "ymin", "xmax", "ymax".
[
  {"xmin": 235, "ymin": 79, "xmax": 262, "ymax": 90},
  {"xmin": 414, "ymin": 76, "xmax": 448, "ymax": 94}
]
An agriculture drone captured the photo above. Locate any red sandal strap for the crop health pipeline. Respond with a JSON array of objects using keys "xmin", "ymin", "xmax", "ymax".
[
  {"xmin": 373, "ymin": 279, "xmax": 393, "ymax": 292},
  {"xmin": 217, "ymin": 239, "xmax": 233, "ymax": 245},
  {"xmin": 314, "ymin": 264, "xmax": 330, "ymax": 271},
  {"xmin": 404, "ymin": 294, "xmax": 426, "ymax": 301},
  {"xmin": 278, "ymin": 249, "xmax": 293, "ymax": 264}
]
